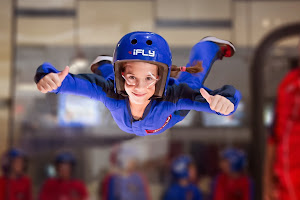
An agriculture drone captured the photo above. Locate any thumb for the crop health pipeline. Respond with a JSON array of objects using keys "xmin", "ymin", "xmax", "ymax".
[
  {"xmin": 200, "ymin": 88, "xmax": 212, "ymax": 104},
  {"xmin": 58, "ymin": 66, "xmax": 69, "ymax": 81}
]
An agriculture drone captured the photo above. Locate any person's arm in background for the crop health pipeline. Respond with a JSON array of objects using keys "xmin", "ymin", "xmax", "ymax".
[
  {"xmin": 78, "ymin": 181, "xmax": 89, "ymax": 200},
  {"xmin": 38, "ymin": 180, "xmax": 53, "ymax": 200},
  {"xmin": 139, "ymin": 173, "xmax": 152, "ymax": 200},
  {"xmin": 241, "ymin": 176, "xmax": 254, "ymax": 200},
  {"xmin": 210, "ymin": 175, "xmax": 224, "ymax": 200},
  {"xmin": 99, "ymin": 174, "xmax": 113, "ymax": 200},
  {"xmin": 26, "ymin": 177, "xmax": 33, "ymax": 200},
  {"xmin": 263, "ymin": 140, "xmax": 278, "ymax": 200}
]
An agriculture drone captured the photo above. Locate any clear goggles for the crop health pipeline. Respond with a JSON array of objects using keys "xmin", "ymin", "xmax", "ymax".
[{"xmin": 122, "ymin": 72, "xmax": 159, "ymax": 88}]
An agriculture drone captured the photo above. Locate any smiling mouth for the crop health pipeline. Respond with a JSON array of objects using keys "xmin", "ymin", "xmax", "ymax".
[{"xmin": 132, "ymin": 92, "xmax": 146, "ymax": 97}]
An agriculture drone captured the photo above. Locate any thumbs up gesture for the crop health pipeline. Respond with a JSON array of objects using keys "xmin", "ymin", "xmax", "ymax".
[
  {"xmin": 200, "ymin": 88, "xmax": 234, "ymax": 115},
  {"xmin": 37, "ymin": 66, "xmax": 69, "ymax": 93}
]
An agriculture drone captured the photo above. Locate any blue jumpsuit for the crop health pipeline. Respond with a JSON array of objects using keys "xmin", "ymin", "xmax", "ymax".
[
  {"xmin": 164, "ymin": 183, "xmax": 202, "ymax": 200},
  {"xmin": 34, "ymin": 41, "xmax": 241, "ymax": 136},
  {"xmin": 108, "ymin": 173, "xmax": 150, "ymax": 200}
]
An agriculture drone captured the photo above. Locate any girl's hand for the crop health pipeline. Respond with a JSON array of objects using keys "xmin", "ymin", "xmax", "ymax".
[
  {"xmin": 37, "ymin": 66, "xmax": 69, "ymax": 93},
  {"xmin": 200, "ymin": 88, "xmax": 234, "ymax": 115}
]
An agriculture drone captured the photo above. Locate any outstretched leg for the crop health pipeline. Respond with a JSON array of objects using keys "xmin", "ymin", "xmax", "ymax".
[
  {"xmin": 90, "ymin": 55, "xmax": 114, "ymax": 81},
  {"xmin": 177, "ymin": 37, "xmax": 235, "ymax": 89}
]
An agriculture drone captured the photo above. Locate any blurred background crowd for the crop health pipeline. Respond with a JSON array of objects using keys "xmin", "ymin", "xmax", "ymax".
[
  {"xmin": 1, "ymin": 145, "xmax": 251, "ymax": 200},
  {"xmin": 0, "ymin": 0, "xmax": 300, "ymax": 200}
]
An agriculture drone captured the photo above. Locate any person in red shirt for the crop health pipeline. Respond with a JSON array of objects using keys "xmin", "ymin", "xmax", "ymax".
[
  {"xmin": 39, "ymin": 152, "xmax": 88, "ymax": 200},
  {"xmin": 0, "ymin": 148, "xmax": 32, "ymax": 200},
  {"xmin": 264, "ymin": 40, "xmax": 300, "ymax": 200},
  {"xmin": 211, "ymin": 148, "xmax": 253, "ymax": 200}
]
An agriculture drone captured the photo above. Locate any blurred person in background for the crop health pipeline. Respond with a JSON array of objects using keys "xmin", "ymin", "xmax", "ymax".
[
  {"xmin": 188, "ymin": 160, "xmax": 199, "ymax": 186},
  {"xmin": 263, "ymin": 39, "xmax": 300, "ymax": 200},
  {"xmin": 0, "ymin": 148, "xmax": 32, "ymax": 200},
  {"xmin": 114, "ymin": 157, "xmax": 151, "ymax": 200},
  {"xmin": 163, "ymin": 155, "xmax": 203, "ymax": 200},
  {"xmin": 100, "ymin": 146, "xmax": 151, "ymax": 200},
  {"xmin": 39, "ymin": 152, "xmax": 88, "ymax": 200},
  {"xmin": 211, "ymin": 148, "xmax": 253, "ymax": 200},
  {"xmin": 98, "ymin": 144, "xmax": 121, "ymax": 200}
]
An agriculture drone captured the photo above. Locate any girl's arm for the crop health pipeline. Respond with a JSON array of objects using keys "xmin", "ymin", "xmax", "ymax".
[
  {"xmin": 167, "ymin": 83, "xmax": 241, "ymax": 116},
  {"xmin": 34, "ymin": 62, "xmax": 117, "ymax": 103}
]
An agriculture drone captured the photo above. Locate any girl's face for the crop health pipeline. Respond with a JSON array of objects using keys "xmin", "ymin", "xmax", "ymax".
[{"xmin": 123, "ymin": 62, "xmax": 158, "ymax": 104}]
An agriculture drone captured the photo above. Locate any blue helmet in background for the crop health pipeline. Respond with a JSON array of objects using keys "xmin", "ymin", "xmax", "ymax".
[
  {"xmin": 55, "ymin": 152, "xmax": 76, "ymax": 166},
  {"xmin": 7, "ymin": 148, "xmax": 26, "ymax": 159},
  {"xmin": 113, "ymin": 31, "xmax": 172, "ymax": 98},
  {"xmin": 171, "ymin": 155, "xmax": 192, "ymax": 180},
  {"xmin": 221, "ymin": 148, "xmax": 246, "ymax": 172}
]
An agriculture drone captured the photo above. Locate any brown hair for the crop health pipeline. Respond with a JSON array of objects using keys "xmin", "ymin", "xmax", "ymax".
[{"xmin": 170, "ymin": 61, "xmax": 203, "ymax": 78}]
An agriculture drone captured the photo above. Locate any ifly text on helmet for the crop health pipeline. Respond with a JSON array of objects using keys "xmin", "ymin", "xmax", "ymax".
[{"xmin": 132, "ymin": 49, "xmax": 155, "ymax": 57}]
